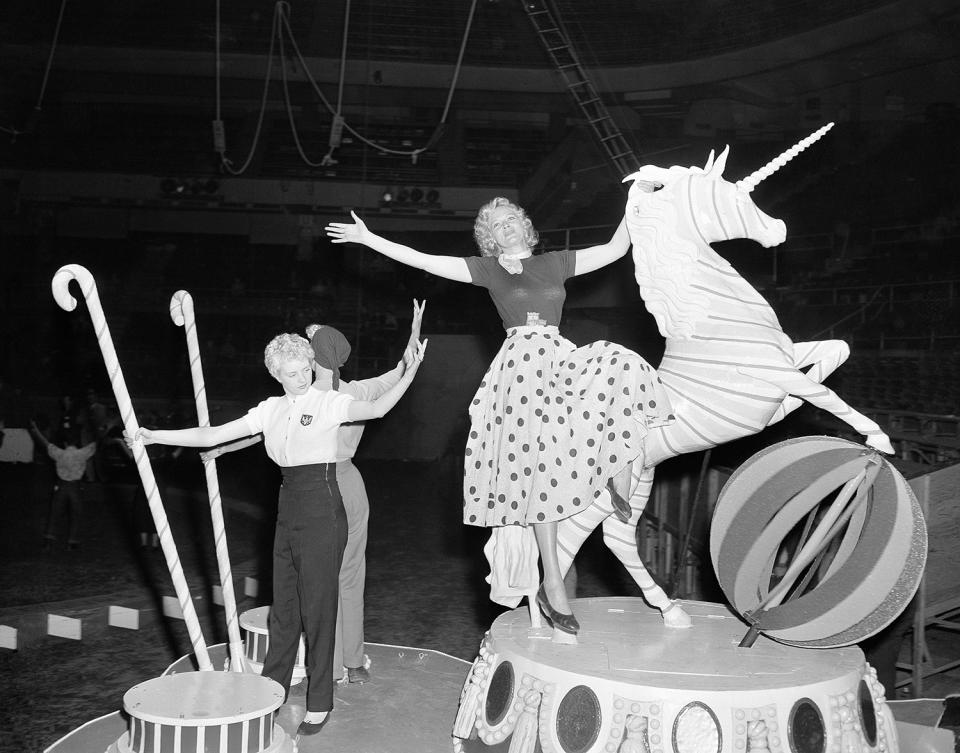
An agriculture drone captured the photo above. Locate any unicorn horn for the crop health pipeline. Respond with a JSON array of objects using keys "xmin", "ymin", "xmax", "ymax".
[{"xmin": 736, "ymin": 122, "xmax": 835, "ymax": 192}]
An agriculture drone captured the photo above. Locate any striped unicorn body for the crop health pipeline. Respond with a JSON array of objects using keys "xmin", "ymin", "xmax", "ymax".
[{"xmin": 553, "ymin": 126, "xmax": 893, "ymax": 629}]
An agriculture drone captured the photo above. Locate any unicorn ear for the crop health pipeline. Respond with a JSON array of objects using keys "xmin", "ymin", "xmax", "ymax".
[
  {"xmin": 703, "ymin": 150, "xmax": 716, "ymax": 172},
  {"xmin": 710, "ymin": 145, "xmax": 731, "ymax": 176}
]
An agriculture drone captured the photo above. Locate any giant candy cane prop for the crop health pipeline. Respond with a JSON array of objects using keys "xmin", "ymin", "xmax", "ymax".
[
  {"xmin": 170, "ymin": 290, "xmax": 245, "ymax": 672},
  {"xmin": 52, "ymin": 265, "xmax": 213, "ymax": 671}
]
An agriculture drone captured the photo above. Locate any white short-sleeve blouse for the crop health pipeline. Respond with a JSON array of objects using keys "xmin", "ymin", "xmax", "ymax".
[{"xmin": 244, "ymin": 387, "xmax": 354, "ymax": 467}]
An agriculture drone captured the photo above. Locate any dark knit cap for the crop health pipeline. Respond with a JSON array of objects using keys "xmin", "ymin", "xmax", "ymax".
[{"xmin": 309, "ymin": 325, "xmax": 351, "ymax": 389}]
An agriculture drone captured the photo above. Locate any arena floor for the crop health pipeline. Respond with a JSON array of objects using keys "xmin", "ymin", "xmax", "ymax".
[{"xmin": 1, "ymin": 453, "xmax": 957, "ymax": 751}]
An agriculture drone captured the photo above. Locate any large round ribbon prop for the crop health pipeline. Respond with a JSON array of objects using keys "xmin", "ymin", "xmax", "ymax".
[
  {"xmin": 170, "ymin": 290, "xmax": 246, "ymax": 673},
  {"xmin": 710, "ymin": 435, "xmax": 927, "ymax": 648},
  {"xmin": 52, "ymin": 265, "xmax": 213, "ymax": 671}
]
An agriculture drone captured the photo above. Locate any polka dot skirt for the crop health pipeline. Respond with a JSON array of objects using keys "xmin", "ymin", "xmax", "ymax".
[{"xmin": 463, "ymin": 326, "xmax": 673, "ymax": 528}]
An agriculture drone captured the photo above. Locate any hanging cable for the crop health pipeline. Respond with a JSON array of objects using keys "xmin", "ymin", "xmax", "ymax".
[
  {"xmin": 1, "ymin": 0, "xmax": 69, "ymax": 140},
  {"xmin": 214, "ymin": 0, "xmax": 480, "ymax": 173},
  {"xmin": 277, "ymin": 5, "xmax": 329, "ymax": 168},
  {"xmin": 277, "ymin": 0, "xmax": 478, "ymax": 161},
  {"xmin": 414, "ymin": 0, "xmax": 479, "ymax": 159},
  {"xmin": 319, "ymin": 0, "xmax": 352, "ymax": 167},
  {"xmin": 213, "ymin": 0, "xmax": 282, "ymax": 175}
]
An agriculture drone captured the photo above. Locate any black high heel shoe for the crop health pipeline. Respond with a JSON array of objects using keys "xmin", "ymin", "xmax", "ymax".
[
  {"xmin": 536, "ymin": 584, "xmax": 580, "ymax": 635},
  {"xmin": 606, "ymin": 478, "xmax": 632, "ymax": 524},
  {"xmin": 297, "ymin": 712, "xmax": 332, "ymax": 737}
]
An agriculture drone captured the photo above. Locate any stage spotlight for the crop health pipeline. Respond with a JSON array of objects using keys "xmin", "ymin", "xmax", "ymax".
[
  {"xmin": 425, "ymin": 189, "xmax": 439, "ymax": 204},
  {"xmin": 410, "ymin": 187, "xmax": 424, "ymax": 203},
  {"xmin": 397, "ymin": 188, "xmax": 410, "ymax": 204},
  {"xmin": 381, "ymin": 188, "xmax": 393, "ymax": 204}
]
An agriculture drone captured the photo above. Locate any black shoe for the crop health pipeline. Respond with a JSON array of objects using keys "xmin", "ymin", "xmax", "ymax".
[
  {"xmin": 607, "ymin": 479, "xmax": 632, "ymax": 523},
  {"xmin": 297, "ymin": 713, "xmax": 331, "ymax": 736},
  {"xmin": 536, "ymin": 585, "xmax": 580, "ymax": 634},
  {"xmin": 347, "ymin": 666, "xmax": 370, "ymax": 684}
]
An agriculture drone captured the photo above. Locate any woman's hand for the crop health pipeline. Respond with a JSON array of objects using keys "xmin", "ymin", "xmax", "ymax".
[
  {"xmin": 411, "ymin": 298, "xmax": 426, "ymax": 339},
  {"xmin": 405, "ymin": 298, "xmax": 426, "ymax": 355},
  {"xmin": 325, "ymin": 211, "xmax": 368, "ymax": 245},
  {"xmin": 124, "ymin": 427, "xmax": 154, "ymax": 447},
  {"xmin": 404, "ymin": 338, "xmax": 428, "ymax": 376}
]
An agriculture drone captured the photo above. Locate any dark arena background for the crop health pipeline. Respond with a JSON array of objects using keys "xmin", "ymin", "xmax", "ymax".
[{"xmin": 1, "ymin": 1, "xmax": 959, "ymax": 751}]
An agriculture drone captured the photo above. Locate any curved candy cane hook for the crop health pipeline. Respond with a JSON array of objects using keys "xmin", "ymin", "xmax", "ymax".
[
  {"xmin": 52, "ymin": 265, "xmax": 213, "ymax": 671},
  {"xmin": 51, "ymin": 264, "xmax": 88, "ymax": 312},
  {"xmin": 170, "ymin": 289, "xmax": 246, "ymax": 672},
  {"xmin": 169, "ymin": 288, "xmax": 189, "ymax": 326}
]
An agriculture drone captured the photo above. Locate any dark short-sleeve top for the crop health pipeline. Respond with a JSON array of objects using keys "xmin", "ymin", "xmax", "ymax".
[{"xmin": 464, "ymin": 249, "xmax": 577, "ymax": 329}]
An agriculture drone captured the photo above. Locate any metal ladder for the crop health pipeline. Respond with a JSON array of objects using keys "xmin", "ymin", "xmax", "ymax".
[{"xmin": 521, "ymin": 0, "xmax": 641, "ymax": 178}]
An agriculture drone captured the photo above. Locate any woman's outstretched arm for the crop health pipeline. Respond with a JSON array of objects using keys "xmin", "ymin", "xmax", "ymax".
[
  {"xmin": 128, "ymin": 417, "xmax": 252, "ymax": 449},
  {"xmin": 571, "ymin": 217, "xmax": 632, "ymax": 276},
  {"xmin": 326, "ymin": 212, "xmax": 472, "ymax": 283},
  {"xmin": 346, "ymin": 339, "xmax": 428, "ymax": 421},
  {"xmin": 200, "ymin": 434, "xmax": 264, "ymax": 462}
]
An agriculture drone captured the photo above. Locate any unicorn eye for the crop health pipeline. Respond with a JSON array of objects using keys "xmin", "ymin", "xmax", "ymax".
[{"xmin": 634, "ymin": 179, "xmax": 662, "ymax": 193}]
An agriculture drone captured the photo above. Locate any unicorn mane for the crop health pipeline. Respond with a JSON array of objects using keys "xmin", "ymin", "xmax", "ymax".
[{"xmin": 626, "ymin": 182, "xmax": 710, "ymax": 340}]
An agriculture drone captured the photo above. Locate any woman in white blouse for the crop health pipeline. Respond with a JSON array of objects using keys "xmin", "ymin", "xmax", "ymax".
[{"xmin": 128, "ymin": 332, "xmax": 426, "ymax": 736}]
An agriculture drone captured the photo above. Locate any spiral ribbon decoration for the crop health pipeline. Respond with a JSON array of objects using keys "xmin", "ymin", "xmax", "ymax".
[
  {"xmin": 52, "ymin": 265, "xmax": 213, "ymax": 671},
  {"xmin": 170, "ymin": 290, "xmax": 246, "ymax": 672}
]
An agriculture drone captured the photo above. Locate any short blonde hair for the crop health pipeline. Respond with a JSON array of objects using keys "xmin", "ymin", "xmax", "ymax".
[
  {"xmin": 263, "ymin": 333, "xmax": 314, "ymax": 378},
  {"xmin": 473, "ymin": 197, "xmax": 538, "ymax": 257}
]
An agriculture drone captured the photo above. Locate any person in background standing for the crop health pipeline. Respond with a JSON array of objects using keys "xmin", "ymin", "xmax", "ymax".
[{"xmin": 29, "ymin": 421, "xmax": 97, "ymax": 551}]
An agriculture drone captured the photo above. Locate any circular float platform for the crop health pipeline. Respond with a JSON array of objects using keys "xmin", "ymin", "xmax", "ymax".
[
  {"xmin": 455, "ymin": 598, "xmax": 898, "ymax": 753},
  {"xmin": 107, "ymin": 671, "xmax": 293, "ymax": 753}
]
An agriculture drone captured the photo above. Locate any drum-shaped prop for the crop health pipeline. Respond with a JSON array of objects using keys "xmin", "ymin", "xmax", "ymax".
[{"xmin": 711, "ymin": 436, "xmax": 927, "ymax": 647}]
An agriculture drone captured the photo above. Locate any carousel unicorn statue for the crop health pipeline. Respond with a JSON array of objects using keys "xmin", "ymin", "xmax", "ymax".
[{"xmin": 552, "ymin": 123, "xmax": 894, "ymax": 629}]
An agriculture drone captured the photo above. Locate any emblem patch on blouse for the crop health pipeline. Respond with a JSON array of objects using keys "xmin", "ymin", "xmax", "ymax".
[{"xmin": 300, "ymin": 414, "xmax": 313, "ymax": 426}]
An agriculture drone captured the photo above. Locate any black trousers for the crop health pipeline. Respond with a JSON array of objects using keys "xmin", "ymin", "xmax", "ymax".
[
  {"xmin": 44, "ymin": 479, "xmax": 83, "ymax": 544},
  {"xmin": 262, "ymin": 463, "xmax": 347, "ymax": 712}
]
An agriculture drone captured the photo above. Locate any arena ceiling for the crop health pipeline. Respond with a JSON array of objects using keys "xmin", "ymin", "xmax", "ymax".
[{"xmin": 0, "ymin": 0, "xmax": 957, "ymax": 231}]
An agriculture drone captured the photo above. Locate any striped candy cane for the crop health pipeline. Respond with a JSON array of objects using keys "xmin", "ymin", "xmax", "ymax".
[
  {"xmin": 170, "ymin": 290, "xmax": 245, "ymax": 673},
  {"xmin": 52, "ymin": 265, "xmax": 213, "ymax": 671}
]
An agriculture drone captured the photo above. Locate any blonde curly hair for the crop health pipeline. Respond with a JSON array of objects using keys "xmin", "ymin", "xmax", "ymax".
[
  {"xmin": 263, "ymin": 333, "xmax": 314, "ymax": 378},
  {"xmin": 473, "ymin": 197, "xmax": 539, "ymax": 257}
]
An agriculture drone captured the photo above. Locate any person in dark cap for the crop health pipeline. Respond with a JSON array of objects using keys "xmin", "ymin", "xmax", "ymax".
[
  {"xmin": 127, "ymin": 328, "xmax": 426, "ymax": 737},
  {"xmin": 306, "ymin": 299, "xmax": 425, "ymax": 684},
  {"xmin": 202, "ymin": 301, "xmax": 425, "ymax": 689}
]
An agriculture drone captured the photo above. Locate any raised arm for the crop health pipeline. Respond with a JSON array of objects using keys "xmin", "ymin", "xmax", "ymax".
[
  {"xmin": 407, "ymin": 298, "xmax": 426, "ymax": 353},
  {"xmin": 128, "ymin": 417, "xmax": 252, "ymax": 449},
  {"xmin": 347, "ymin": 299, "xmax": 428, "ymax": 402},
  {"xmin": 572, "ymin": 217, "xmax": 631, "ymax": 277},
  {"xmin": 326, "ymin": 212, "xmax": 471, "ymax": 283},
  {"xmin": 28, "ymin": 420, "xmax": 50, "ymax": 448},
  {"xmin": 346, "ymin": 339, "xmax": 427, "ymax": 421}
]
